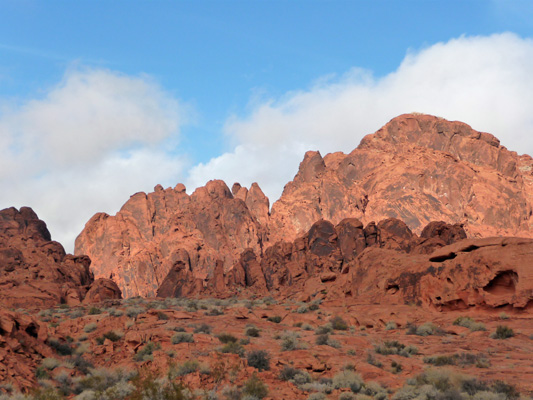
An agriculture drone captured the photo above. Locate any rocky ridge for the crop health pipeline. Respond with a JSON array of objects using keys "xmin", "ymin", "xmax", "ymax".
[{"xmin": 75, "ymin": 114, "xmax": 533, "ymax": 301}]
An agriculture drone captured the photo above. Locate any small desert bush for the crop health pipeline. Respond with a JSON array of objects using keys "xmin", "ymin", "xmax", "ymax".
[
  {"xmin": 315, "ymin": 324, "xmax": 333, "ymax": 335},
  {"xmin": 267, "ymin": 315, "xmax": 282, "ymax": 323},
  {"xmin": 47, "ymin": 338, "xmax": 74, "ymax": 356},
  {"xmin": 83, "ymin": 323, "xmax": 97, "ymax": 333},
  {"xmin": 385, "ymin": 321, "xmax": 397, "ymax": 330},
  {"xmin": 453, "ymin": 316, "xmax": 486, "ymax": 332},
  {"xmin": 87, "ymin": 307, "xmax": 101, "ymax": 315},
  {"xmin": 220, "ymin": 342, "xmax": 245, "ymax": 357},
  {"xmin": 247, "ymin": 350, "xmax": 270, "ymax": 371},
  {"xmin": 172, "ymin": 333, "xmax": 194, "ymax": 344},
  {"xmin": 280, "ymin": 331, "xmax": 305, "ymax": 351},
  {"xmin": 102, "ymin": 330, "xmax": 123, "ymax": 342},
  {"xmin": 217, "ymin": 333, "xmax": 238, "ymax": 344},
  {"xmin": 193, "ymin": 323, "xmax": 212, "ymax": 334},
  {"xmin": 316, "ymin": 333, "xmax": 341, "ymax": 348},
  {"xmin": 245, "ymin": 325, "xmax": 260, "ymax": 337},
  {"xmin": 330, "ymin": 316, "xmax": 349, "ymax": 331},
  {"xmin": 133, "ymin": 341, "xmax": 160, "ymax": 362},
  {"xmin": 374, "ymin": 341, "xmax": 418, "ymax": 357},
  {"xmin": 332, "ymin": 370, "xmax": 364, "ymax": 393},
  {"xmin": 125, "ymin": 306, "xmax": 144, "ymax": 318},
  {"xmin": 242, "ymin": 374, "xmax": 268, "ymax": 399},
  {"xmin": 490, "ymin": 325, "xmax": 515, "ymax": 339},
  {"xmin": 279, "ymin": 366, "xmax": 301, "ymax": 381},
  {"xmin": 176, "ymin": 360, "xmax": 199, "ymax": 376}
]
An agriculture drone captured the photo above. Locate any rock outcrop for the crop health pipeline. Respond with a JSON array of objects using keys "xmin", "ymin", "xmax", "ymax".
[
  {"xmin": 76, "ymin": 113, "xmax": 533, "ymax": 301},
  {"xmin": 75, "ymin": 180, "xmax": 267, "ymax": 298},
  {"xmin": 270, "ymin": 114, "xmax": 533, "ymax": 242},
  {"xmin": 0, "ymin": 207, "xmax": 121, "ymax": 308}
]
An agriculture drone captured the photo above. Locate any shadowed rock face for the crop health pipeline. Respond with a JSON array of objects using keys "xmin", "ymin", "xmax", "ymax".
[
  {"xmin": 76, "ymin": 114, "xmax": 533, "ymax": 301},
  {"xmin": 0, "ymin": 207, "xmax": 121, "ymax": 308}
]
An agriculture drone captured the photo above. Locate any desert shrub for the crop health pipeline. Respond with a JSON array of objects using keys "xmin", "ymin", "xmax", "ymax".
[
  {"xmin": 176, "ymin": 360, "xmax": 199, "ymax": 376},
  {"xmin": 170, "ymin": 326, "xmax": 186, "ymax": 332},
  {"xmin": 73, "ymin": 367, "xmax": 137, "ymax": 395},
  {"xmin": 125, "ymin": 306, "xmax": 144, "ymax": 318},
  {"xmin": 220, "ymin": 342, "xmax": 245, "ymax": 357},
  {"xmin": 374, "ymin": 341, "xmax": 417, "ymax": 357},
  {"xmin": 453, "ymin": 316, "xmax": 486, "ymax": 331},
  {"xmin": 70, "ymin": 354, "xmax": 94, "ymax": 375},
  {"xmin": 156, "ymin": 311, "xmax": 169, "ymax": 320},
  {"xmin": 108, "ymin": 308, "xmax": 124, "ymax": 317},
  {"xmin": 194, "ymin": 323, "xmax": 212, "ymax": 334},
  {"xmin": 47, "ymin": 338, "xmax": 73, "ymax": 356},
  {"xmin": 69, "ymin": 309, "xmax": 84, "ymax": 319},
  {"xmin": 279, "ymin": 366, "xmax": 300, "ymax": 381},
  {"xmin": 129, "ymin": 374, "xmax": 185, "ymax": 400},
  {"xmin": 315, "ymin": 324, "xmax": 333, "ymax": 335},
  {"xmin": 206, "ymin": 307, "xmax": 224, "ymax": 316},
  {"xmin": 415, "ymin": 322, "xmax": 441, "ymax": 336},
  {"xmin": 307, "ymin": 393, "xmax": 327, "ymax": 400},
  {"xmin": 267, "ymin": 315, "xmax": 282, "ymax": 323},
  {"xmin": 87, "ymin": 307, "xmax": 101, "ymax": 315},
  {"xmin": 247, "ymin": 350, "xmax": 270, "ymax": 371},
  {"xmin": 332, "ymin": 371, "xmax": 364, "ymax": 393},
  {"xmin": 242, "ymin": 374, "xmax": 268, "ymax": 399},
  {"xmin": 133, "ymin": 341, "xmax": 159, "ymax": 362},
  {"xmin": 366, "ymin": 352, "xmax": 383, "ymax": 368},
  {"xmin": 315, "ymin": 333, "xmax": 340, "ymax": 348},
  {"xmin": 491, "ymin": 325, "xmax": 515, "ymax": 339},
  {"xmin": 221, "ymin": 385, "xmax": 241, "ymax": 400},
  {"xmin": 301, "ymin": 323, "xmax": 314, "ymax": 331},
  {"xmin": 280, "ymin": 331, "xmax": 304, "ymax": 351},
  {"xmin": 103, "ymin": 330, "xmax": 122, "ymax": 342},
  {"xmin": 385, "ymin": 321, "xmax": 397, "ymax": 330},
  {"xmin": 330, "ymin": 316, "xmax": 349, "ymax": 331},
  {"xmin": 491, "ymin": 381, "xmax": 519, "ymax": 399},
  {"xmin": 245, "ymin": 325, "xmax": 260, "ymax": 337},
  {"xmin": 292, "ymin": 371, "xmax": 313, "ymax": 385},
  {"xmin": 217, "ymin": 333, "xmax": 238, "ymax": 344},
  {"xmin": 83, "ymin": 323, "xmax": 97, "ymax": 333},
  {"xmin": 41, "ymin": 357, "xmax": 61, "ymax": 370},
  {"xmin": 499, "ymin": 312, "xmax": 510, "ymax": 320},
  {"xmin": 391, "ymin": 360, "xmax": 403, "ymax": 374},
  {"xmin": 296, "ymin": 305, "xmax": 309, "ymax": 314},
  {"xmin": 338, "ymin": 393, "xmax": 357, "ymax": 400},
  {"xmin": 172, "ymin": 333, "xmax": 194, "ymax": 344}
]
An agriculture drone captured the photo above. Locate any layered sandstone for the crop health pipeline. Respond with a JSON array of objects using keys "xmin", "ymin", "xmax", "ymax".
[{"xmin": 0, "ymin": 207, "xmax": 121, "ymax": 308}]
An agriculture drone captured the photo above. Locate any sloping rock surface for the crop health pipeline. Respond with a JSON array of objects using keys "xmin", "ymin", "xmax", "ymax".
[{"xmin": 0, "ymin": 207, "xmax": 121, "ymax": 308}]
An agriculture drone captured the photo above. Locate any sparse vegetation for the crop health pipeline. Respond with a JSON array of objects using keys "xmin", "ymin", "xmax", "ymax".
[
  {"xmin": 374, "ymin": 341, "xmax": 418, "ymax": 357},
  {"xmin": 491, "ymin": 325, "xmax": 515, "ymax": 339},
  {"xmin": 171, "ymin": 332, "xmax": 194, "ymax": 344},
  {"xmin": 242, "ymin": 374, "xmax": 268, "ymax": 399},
  {"xmin": 247, "ymin": 350, "xmax": 270, "ymax": 371},
  {"xmin": 267, "ymin": 315, "xmax": 282, "ymax": 323},
  {"xmin": 453, "ymin": 316, "xmax": 487, "ymax": 331}
]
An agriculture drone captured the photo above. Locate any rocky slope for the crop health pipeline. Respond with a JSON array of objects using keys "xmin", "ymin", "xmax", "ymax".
[
  {"xmin": 75, "ymin": 113, "xmax": 533, "ymax": 300},
  {"xmin": 0, "ymin": 207, "xmax": 121, "ymax": 308}
]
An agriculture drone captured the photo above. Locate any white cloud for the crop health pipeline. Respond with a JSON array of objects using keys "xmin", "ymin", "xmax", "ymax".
[
  {"xmin": 187, "ymin": 32, "xmax": 533, "ymax": 203},
  {"xmin": 0, "ymin": 67, "xmax": 186, "ymax": 252}
]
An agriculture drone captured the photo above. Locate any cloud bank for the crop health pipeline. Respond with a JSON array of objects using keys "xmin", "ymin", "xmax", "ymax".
[
  {"xmin": 0, "ymin": 67, "xmax": 185, "ymax": 251},
  {"xmin": 187, "ymin": 33, "xmax": 533, "ymax": 203}
]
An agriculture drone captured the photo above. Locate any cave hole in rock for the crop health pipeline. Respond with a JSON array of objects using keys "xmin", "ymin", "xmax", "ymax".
[
  {"xmin": 25, "ymin": 323, "xmax": 38, "ymax": 338},
  {"xmin": 386, "ymin": 284, "xmax": 399, "ymax": 294},
  {"xmin": 483, "ymin": 270, "xmax": 518, "ymax": 296}
]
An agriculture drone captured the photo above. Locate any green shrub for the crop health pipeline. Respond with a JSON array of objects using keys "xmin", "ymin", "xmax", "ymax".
[
  {"xmin": 41, "ymin": 357, "xmax": 61, "ymax": 370},
  {"xmin": 278, "ymin": 366, "xmax": 301, "ymax": 381},
  {"xmin": 172, "ymin": 333, "xmax": 194, "ymax": 344},
  {"xmin": 330, "ymin": 316, "xmax": 349, "ymax": 330},
  {"xmin": 133, "ymin": 341, "xmax": 160, "ymax": 362},
  {"xmin": 88, "ymin": 307, "xmax": 101, "ymax": 315},
  {"xmin": 267, "ymin": 315, "xmax": 282, "ymax": 323},
  {"xmin": 47, "ymin": 338, "xmax": 73, "ymax": 355},
  {"xmin": 374, "ymin": 341, "xmax": 417, "ymax": 357},
  {"xmin": 391, "ymin": 360, "xmax": 403, "ymax": 374},
  {"xmin": 83, "ymin": 323, "xmax": 97, "ymax": 333},
  {"xmin": 247, "ymin": 350, "xmax": 270, "ymax": 371},
  {"xmin": 217, "ymin": 333, "xmax": 238, "ymax": 344},
  {"xmin": 220, "ymin": 342, "xmax": 245, "ymax": 357},
  {"xmin": 491, "ymin": 325, "xmax": 514, "ymax": 339},
  {"xmin": 415, "ymin": 322, "xmax": 441, "ymax": 336},
  {"xmin": 194, "ymin": 323, "xmax": 212, "ymax": 334},
  {"xmin": 385, "ymin": 321, "xmax": 397, "ymax": 330},
  {"xmin": 245, "ymin": 326, "xmax": 260, "ymax": 337},
  {"xmin": 176, "ymin": 360, "xmax": 199, "ymax": 376},
  {"xmin": 453, "ymin": 316, "xmax": 486, "ymax": 332},
  {"xmin": 125, "ymin": 306, "xmax": 144, "ymax": 318},
  {"xmin": 332, "ymin": 370, "xmax": 364, "ymax": 393},
  {"xmin": 130, "ymin": 373, "xmax": 185, "ymax": 400},
  {"xmin": 156, "ymin": 311, "xmax": 169, "ymax": 320},
  {"xmin": 280, "ymin": 331, "xmax": 304, "ymax": 351},
  {"xmin": 103, "ymin": 330, "xmax": 122, "ymax": 342},
  {"xmin": 315, "ymin": 324, "xmax": 333, "ymax": 335},
  {"xmin": 242, "ymin": 374, "xmax": 268, "ymax": 399}
]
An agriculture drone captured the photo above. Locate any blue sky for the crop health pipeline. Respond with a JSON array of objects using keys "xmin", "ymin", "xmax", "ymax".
[{"xmin": 1, "ymin": 1, "xmax": 533, "ymax": 250}]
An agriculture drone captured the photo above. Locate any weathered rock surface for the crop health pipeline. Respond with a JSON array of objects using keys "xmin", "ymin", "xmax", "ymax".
[
  {"xmin": 270, "ymin": 113, "xmax": 533, "ymax": 242},
  {"xmin": 0, "ymin": 207, "xmax": 121, "ymax": 308},
  {"xmin": 76, "ymin": 114, "xmax": 533, "ymax": 300},
  {"xmin": 76, "ymin": 180, "xmax": 267, "ymax": 298}
]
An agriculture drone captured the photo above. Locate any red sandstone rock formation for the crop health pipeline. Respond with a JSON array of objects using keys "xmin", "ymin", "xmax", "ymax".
[
  {"xmin": 0, "ymin": 207, "xmax": 121, "ymax": 308},
  {"xmin": 270, "ymin": 114, "xmax": 533, "ymax": 242},
  {"xmin": 75, "ymin": 180, "xmax": 267, "ymax": 298},
  {"xmin": 76, "ymin": 114, "xmax": 533, "ymax": 301}
]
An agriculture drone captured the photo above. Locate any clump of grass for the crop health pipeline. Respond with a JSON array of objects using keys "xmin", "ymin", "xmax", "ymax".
[
  {"xmin": 267, "ymin": 315, "xmax": 282, "ymax": 323},
  {"xmin": 245, "ymin": 325, "xmax": 260, "ymax": 337},
  {"xmin": 453, "ymin": 316, "xmax": 486, "ymax": 332},
  {"xmin": 391, "ymin": 360, "xmax": 403, "ymax": 374},
  {"xmin": 133, "ymin": 341, "xmax": 160, "ymax": 362},
  {"xmin": 217, "ymin": 333, "xmax": 238, "ymax": 344},
  {"xmin": 374, "ymin": 340, "xmax": 418, "ymax": 357},
  {"xmin": 84, "ymin": 322, "xmax": 97, "ymax": 333},
  {"xmin": 280, "ymin": 331, "xmax": 305, "ymax": 351},
  {"xmin": 490, "ymin": 325, "xmax": 515, "ymax": 340},
  {"xmin": 242, "ymin": 374, "xmax": 268, "ymax": 399},
  {"xmin": 247, "ymin": 350, "xmax": 270, "ymax": 371},
  {"xmin": 220, "ymin": 342, "xmax": 245, "ymax": 357},
  {"xmin": 172, "ymin": 332, "xmax": 194, "ymax": 344},
  {"xmin": 194, "ymin": 323, "xmax": 212, "ymax": 334},
  {"xmin": 175, "ymin": 359, "xmax": 199, "ymax": 376},
  {"xmin": 330, "ymin": 316, "xmax": 349, "ymax": 331},
  {"xmin": 332, "ymin": 370, "xmax": 364, "ymax": 393},
  {"xmin": 315, "ymin": 333, "xmax": 341, "ymax": 348},
  {"xmin": 385, "ymin": 321, "xmax": 397, "ymax": 330}
]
